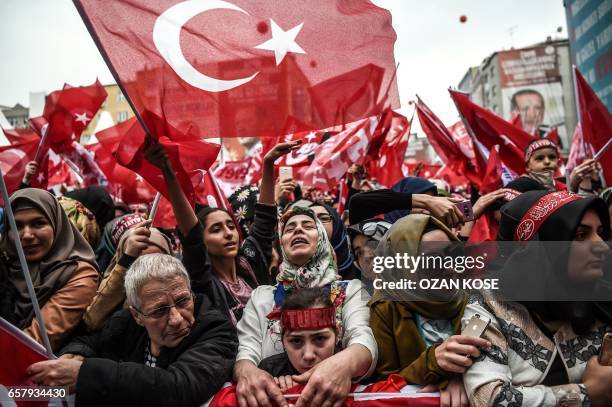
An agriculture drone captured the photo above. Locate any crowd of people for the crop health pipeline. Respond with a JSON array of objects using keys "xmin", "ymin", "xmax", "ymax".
[{"xmin": 0, "ymin": 136, "xmax": 611, "ymax": 407}]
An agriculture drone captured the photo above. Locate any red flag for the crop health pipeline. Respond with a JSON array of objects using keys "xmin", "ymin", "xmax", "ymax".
[
  {"xmin": 74, "ymin": 0, "xmax": 399, "ymax": 138},
  {"xmin": 90, "ymin": 118, "xmax": 158, "ymax": 204},
  {"xmin": 449, "ymin": 89, "xmax": 531, "ymax": 176},
  {"xmin": 47, "ymin": 150, "xmax": 80, "ymax": 188},
  {"xmin": 42, "ymin": 80, "xmax": 107, "ymax": 149},
  {"xmin": 566, "ymin": 123, "xmax": 591, "ymax": 175},
  {"xmin": 59, "ymin": 142, "xmax": 108, "ymax": 187},
  {"xmin": 0, "ymin": 318, "xmax": 47, "ymax": 388},
  {"xmin": 366, "ymin": 110, "xmax": 411, "ymax": 187},
  {"xmin": 276, "ymin": 130, "xmax": 329, "ymax": 168},
  {"xmin": 245, "ymin": 137, "xmax": 278, "ymax": 185},
  {"xmin": 480, "ymin": 146, "xmax": 503, "ymax": 194},
  {"xmin": 303, "ymin": 116, "xmax": 379, "ymax": 189},
  {"xmin": 0, "ymin": 130, "xmax": 49, "ymax": 192},
  {"xmin": 113, "ymin": 117, "xmax": 220, "ymax": 204},
  {"xmin": 574, "ymin": 67, "xmax": 612, "ymax": 183},
  {"xmin": 416, "ymin": 98, "xmax": 482, "ymax": 187},
  {"xmin": 213, "ymin": 158, "xmax": 252, "ymax": 197},
  {"xmin": 309, "ymin": 64, "xmax": 386, "ymax": 126}
]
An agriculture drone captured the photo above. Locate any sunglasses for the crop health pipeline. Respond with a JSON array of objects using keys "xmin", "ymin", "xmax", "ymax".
[{"xmin": 133, "ymin": 292, "xmax": 194, "ymax": 320}]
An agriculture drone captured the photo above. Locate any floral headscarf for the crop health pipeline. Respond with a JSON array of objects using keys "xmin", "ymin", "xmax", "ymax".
[
  {"xmin": 229, "ymin": 185, "xmax": 260, "ymax": 236},
  {"xmin": 58, "ymin": 196, "xmax": 101, "ymax": 248},
  {"xmin": 277, "ymin": 206, "xmax": 340, "ymax": 289}
]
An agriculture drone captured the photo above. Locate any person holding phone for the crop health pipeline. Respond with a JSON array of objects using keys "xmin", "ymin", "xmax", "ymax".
[
  {"xmin": 370, "ymin": 214, "xmax": 490, "ymax": 407},
  {"xmin": 462, "ymin": 191, "xmax": 612, "ymax": 406}
]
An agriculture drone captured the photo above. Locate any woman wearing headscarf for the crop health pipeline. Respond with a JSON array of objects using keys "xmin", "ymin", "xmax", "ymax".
[
  {"xmin": 0, "ymin": 188, "xmax": 99, "ymax": 351},
  {"xmin": 370, "ymin": 214, "xmax": 489, "ymax": 406},
  {"xmin": 347, "ymin": 218, "xmax": 392, "ymax": 293},
  {"xmin": 144, "ymin": 140, "xmax": 297, "ymax": 324},
  {"xmin": 82, "ymin": 218, "xmax": 173, "ymax": 332},
  {"xmin": 65, "ymin": 186, "xmax": 115, "ymax": 230},
  {"xmin": 463, "ymin": 191, "xmax": 612, "ymax": 406},
  {"xmin": 293, "ymin": 201, "xmax": 357, "ymax": 279},
  {"xmin": 348, "ymin": 176, "xmax": 465, "ymax": 228},
  {"xmin": 58, "ymin": 196, "xmax": 101, "ymax": 249},
  {"xmin": 233, "ymin": 206, "xmax": 377, "ymax": 407}
]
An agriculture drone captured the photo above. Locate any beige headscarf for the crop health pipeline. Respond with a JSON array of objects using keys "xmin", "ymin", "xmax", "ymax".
[
  {"xmin": 0, "ymin": 188, "xmax": 98, "ymax": 328},
  {"xmin": 370, "ymin": 214, "xmax": 466, "ymax": 319}
]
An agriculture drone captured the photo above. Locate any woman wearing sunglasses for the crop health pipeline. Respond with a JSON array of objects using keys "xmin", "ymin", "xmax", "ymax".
[{"xmin": 27, "ymin": 253, "xmax": 238, "ymax": 407}]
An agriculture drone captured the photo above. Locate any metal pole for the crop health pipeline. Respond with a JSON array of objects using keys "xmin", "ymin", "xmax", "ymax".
[{"xmin": 0, "ymin": 169, "xmax": 54, "ymax": 358}]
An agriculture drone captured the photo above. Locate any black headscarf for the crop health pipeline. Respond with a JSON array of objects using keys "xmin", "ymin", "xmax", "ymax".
[
  {"xmin": 496, "ymin": 190, "xmax": 611, "ymax": 334},
  {"xmin": 65, "ymin": 186, "xmax": 115, "ymax": 229},
  {"xmin": 228, "ymin": 185, "xmax": 260, "ymax": 237},
  {"xmin": 384, "ymin": 177, "xmax": 437, "ymax": 223},
  {"xmin": 310, "ymin": 203, "xmax": 354, "ymax": 279}
]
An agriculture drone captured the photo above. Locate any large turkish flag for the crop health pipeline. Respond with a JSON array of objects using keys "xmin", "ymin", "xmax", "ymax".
[{"xmin": 73, "ymin": 0, "xmax": 399, "ymax": 139}]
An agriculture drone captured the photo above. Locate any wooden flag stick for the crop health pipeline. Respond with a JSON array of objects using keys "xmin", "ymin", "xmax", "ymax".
[
  {"xmin": 0, "ymin": 169, "xmax": 54, "ymax": 358},
  {"xmin": 148, "ymin": 192, "xmax": 162, "ymax": 223}
]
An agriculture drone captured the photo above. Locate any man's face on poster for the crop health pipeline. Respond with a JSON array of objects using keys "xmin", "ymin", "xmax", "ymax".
[{"xmin": 513, "ymin": 91, "xmax": 545, "ymax": 132}]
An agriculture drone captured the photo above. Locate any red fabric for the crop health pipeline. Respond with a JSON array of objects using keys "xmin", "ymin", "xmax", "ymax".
[
  {"xmin": 58, "ymin": 142, "xmax": 108, "ymax": 187},
  {"xmin": 480, "ymin": 147, "xmax": 503, "ymax": 194},
  {"xmin": 41, "ymin": 80, "xmax": 107, "ymax": 150},
  {"xmin": 416, "ymin": 98, "xmax": 481, "ymax": 187},
  {"xmin": 449, "ymin": 90, "xmax": 534, "ymax": 176},
  {"xmin": 245, "ymin": 137, "xmax": 278, "ymax": 185},
  {"xmin": 566, "ymin": 123, "xmax": 591, "ymax": 175},
  {"xmin": 209, "ymin": 375, "xmax": 439, "ymax": 407},
  {"xmin": 91, "ymin": 118, "xmax": 158, "ymax": 204},
  {"xmin": 113, "ymin": 114, "xmax": 220, "ymax": 205},
  {"xmin": 574, "ymin": 67, "xmax": 612, "ymax": 184},
  {"xmin": 0, "ymin": 318, "xmax": 47, "ymax": 387},
  {"xmin": 515, "ymin": 191, "xmax": 581, "ymax": 241},
  {"xmin": 366, "ymin": 110, "xmax": 411, "ymax": 187},
  {"xmin": 47, "ymin": 150, "xmax": 79, "ymax": 188},
  {"xmin": 0, "ymin": 133, "xmax": 49, "ymax": 194},
  {"xmin": 303, "ymin": 117, "xmax": 379, "ymax": 189},
  {"xmin": 214, "ymin": 158, "xmax": 253, "ymax": 197},
  {"xmin": 74, "ymin": 0, "xmax": 399, "ymax": 139},
  {"xmin": 309, "ymin": 63, "xmax": 386, "ymax": 127},
  {"xmin": 276, "ymin": 130, "xmax": 329, "ymax": 168}
]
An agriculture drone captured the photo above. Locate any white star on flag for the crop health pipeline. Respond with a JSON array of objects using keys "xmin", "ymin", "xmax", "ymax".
[
  {"xmin": 37, "ymin": 172, "xmax": 46, "ymax": 184},
  {"xmin": 255, "ymin": 19, "xmax": 306, "ymax": 66},
  {"xmin": 305, "ymin": 131, "xmax": 317, "ymax": 142},
  {"xmin": 74, "ymin": 112, "xmax": 91, "ymax": 125}
]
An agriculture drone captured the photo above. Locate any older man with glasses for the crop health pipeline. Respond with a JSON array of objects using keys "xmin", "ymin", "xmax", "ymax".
[{"xmin": 26, "ymin": 253, "xmax": 237, "ymax": 407}]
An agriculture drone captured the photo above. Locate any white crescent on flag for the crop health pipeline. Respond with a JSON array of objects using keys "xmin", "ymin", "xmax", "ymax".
[{"xmin": 153, "ymin": 0, "xmax": 259, "ymax": 92}]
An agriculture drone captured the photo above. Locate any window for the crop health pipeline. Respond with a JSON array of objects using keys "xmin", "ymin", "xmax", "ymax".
[
  {"xmin": 117, "ymin": 92, "xmax": 125, "ymax": 103},
  {"xmin": 117, "ymin": 111, "xmax": 128, "ymax": 122}
]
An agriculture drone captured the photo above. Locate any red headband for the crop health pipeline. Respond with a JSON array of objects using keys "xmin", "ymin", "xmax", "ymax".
[
  {"xmin": 525, "ymin": 139, "xmax": 558, "ymax": 163},
  {"xmin": 280, "ymin": 307, "xmax": 336, "ymax": 332},
  {"xmin": 514, "ymin": 191, "xmax": 581, "ymax": 241}
]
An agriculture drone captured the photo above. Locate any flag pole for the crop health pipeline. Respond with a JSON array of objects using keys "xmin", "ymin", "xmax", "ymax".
[
  {"xmin": 0, "ymin": 169, "xmax": 54, "ymax": 358},
  {"xmin": 148, "ymin": 192, "xmax": 162, "ymax": 223}
]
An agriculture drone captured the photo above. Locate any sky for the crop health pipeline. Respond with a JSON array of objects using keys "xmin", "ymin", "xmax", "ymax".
[{"xmin": 0, "ymin": 0, "xmax": 568, "ymax": 132}]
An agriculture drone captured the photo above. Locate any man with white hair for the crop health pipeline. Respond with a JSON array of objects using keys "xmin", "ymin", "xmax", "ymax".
[{"xmin": 26, "ymin": 253, "xmax": 237, "ymax": 406}]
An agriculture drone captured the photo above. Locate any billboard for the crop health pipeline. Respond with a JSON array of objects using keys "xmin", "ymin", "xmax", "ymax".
[
  {"xmin": 498, "ymin": 45, "xmax": 568, "ymax": 141},
  {"xmin": 565, "ymin": 0, "xmax": 612, "ymax": 111}
]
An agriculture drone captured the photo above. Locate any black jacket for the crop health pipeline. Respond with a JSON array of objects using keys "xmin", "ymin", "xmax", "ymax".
[
  {"xmin": 181, "ymin": 203, "xmax": 277, "ymax": 322},
  {"xmin": 61, "ymin": 294, "xmax": 237, "ymax": 407}
]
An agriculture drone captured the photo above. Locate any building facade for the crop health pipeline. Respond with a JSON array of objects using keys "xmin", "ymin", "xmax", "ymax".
[
  {"xmin": 81, "ymin": 84, "xmax": 135, "ymax": 141},
  {"xmin": 0, "ymin": 103, "xmax": 29, "ymax": 129},
  {"xmin": 458, "ymin": 39, "xmax": 578, "ymax": 152}
]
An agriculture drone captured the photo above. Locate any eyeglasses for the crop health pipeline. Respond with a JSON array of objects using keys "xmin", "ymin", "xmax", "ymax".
[
  {"xmin": 360, "ymin": 221, "xmax": 391, "ymax": 238},
  {"xmin": 316, "ymin": 213, "xmax": 333, "ymax": 224},
  {"xmin": 133, "ymin": 292, "xmax": 194, "ymax": 320}
]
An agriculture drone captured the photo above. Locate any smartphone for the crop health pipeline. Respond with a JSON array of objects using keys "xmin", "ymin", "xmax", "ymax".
[
  {"xmin": 455, "ymin": 201, "xmax": 474, "ymax": 222},
  {"xmin": 463, "ymin": 314, "xmax": 490, "ymax": 338},
  {"xmin": 599, "ymin": 332, "xmax": 612, "ymax": 366},
  {"xmin": 279, "ymin": 166, "xmax": 293, "ymax": 182},
  {"xmin": 455, "ymin": 200, "xmax": 475, "ymax": 222}
]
